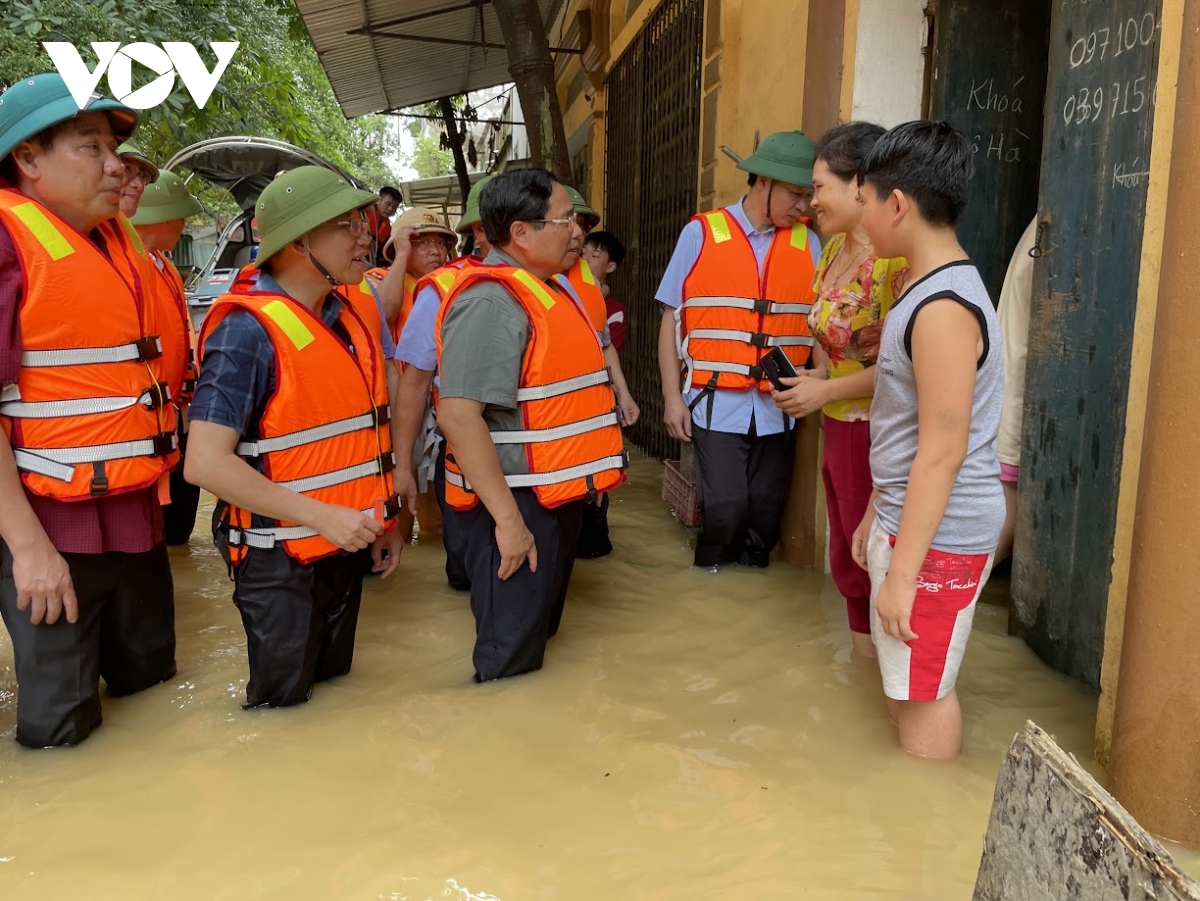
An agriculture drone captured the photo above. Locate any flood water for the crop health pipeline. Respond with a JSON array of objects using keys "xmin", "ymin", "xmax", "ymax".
[{"xmin": 0, "ymin": 450, "xmax": 1173, "ymax": 899}]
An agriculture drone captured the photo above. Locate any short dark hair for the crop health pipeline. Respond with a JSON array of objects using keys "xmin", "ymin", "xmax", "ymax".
[
  {"xmin": 480, "ymin": 168, "xmax": 558, "ymax": 247},
  {"xmin": 379, "ymin": 186, "xmax": 401, "ymax": 201},
  {"xmin": 859, "ymin": 120, "xmax": 973, "ymax": 227},
  {"xmin": 583, "ymin": 230, "xmax": 626, "ymax": 266},
  {"xmin": 0, "ymin": 122, "xmax": 73, "ymax": 185},
  {"xmin": 815, "ymin": 121, "xmax": 886, "ymax": 181}
]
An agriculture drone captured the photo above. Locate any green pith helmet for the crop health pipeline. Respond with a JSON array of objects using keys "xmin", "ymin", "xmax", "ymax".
[
  {"xmin": 0, "ymin": 72, "xmax": 138, "ymax": 161},
  {"xmin": 130, "ymin": 171, "xmax": 202, "ymax": 225},
  {"xmin": 456, "ymin": 175, "xmax": 494, "ymax": 234},
  {"xmin": 117, "ymin": 142, "xmax": 160, "ymax": 182},
  {"xmin": 565, "ymin": 185, "xmax": 600, "ymax": 228},
  {"xmin": 254, "ymin": 166, "xmax": 378, "ymax": 268},
  {"xmin": 736, "ymin": 130, "xmax": 817, "ymax": 188}
]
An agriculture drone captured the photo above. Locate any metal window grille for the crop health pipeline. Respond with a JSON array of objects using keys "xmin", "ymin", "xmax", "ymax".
[{"xmin": 604, "ymin": 0, "xmax": 705, "ymax": 460}]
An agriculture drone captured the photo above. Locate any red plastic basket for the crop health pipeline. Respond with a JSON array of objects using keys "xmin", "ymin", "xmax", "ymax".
[{"xmin": 662, "ymin": 459, "xmax": 703, "ymax": 528}]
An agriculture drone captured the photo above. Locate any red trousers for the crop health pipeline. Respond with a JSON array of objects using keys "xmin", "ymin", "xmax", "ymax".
[{"xmin": 821, "ymin": 415, "xmax": 874, "ymax": 634}]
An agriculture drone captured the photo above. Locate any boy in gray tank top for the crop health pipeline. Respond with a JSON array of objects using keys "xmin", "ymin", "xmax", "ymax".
[{"xmin": 849, "ymin": 121, "xmax": 1004, "ymax": 760}]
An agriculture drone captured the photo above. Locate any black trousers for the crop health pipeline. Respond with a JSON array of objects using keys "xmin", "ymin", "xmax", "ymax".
[
  {"xmin": 691, "ymin": 423, "xmax": 792, "ymax": 568},
  {"xmin": 575, "ymin": 493, "xmax": 613, "ymax": 559},
  {"xmin": 452, "ymin": 489, "xmax": 583, "ymax": 682},
  {"xmin": 231, "ymin": 546, "xmax": 369, "ymax": 708},
  {"xmin": 163, "ymin": 435, "xmax": 201, "ymax": 546},
  {"xmin": 434, "ymin": 442, "xmax": 471, "ymax": 591},
  {"xmin": 0, "ymin": 542, "xmax": 176, "ymax": 748}
]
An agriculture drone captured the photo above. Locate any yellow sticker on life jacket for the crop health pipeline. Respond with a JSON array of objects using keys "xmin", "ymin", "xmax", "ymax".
[
  {"xmin": 578, "ymin": 259, "xmax": 596, "ymax": 284},
  {"xmin": 789, "ymin": 223, "xmax": 808, "ymax": 250},
  {"xmin": 434, "ymin": 271, "xmax": 456, "ymax": 295},
  {"xmin": 705, "ymin": 211, "xmax": 732, "ymax": 244},
  {"xmin": 513, "ymin": 269, "xmax": 557, "ymax": 310},
  {"xmin": 261, "ymin": 299, "xmax": 315, "ymax": 350},
  {"xmin": 11, "ymin": 202, "xmax": 74, "ymax": 261},
  {"xmin": 359, "ymin": 278, "xmax": 372, "ymax": 294},
  {"xmin": 117, "ymin": 214, "xmax": 147, "ymax": 257}
]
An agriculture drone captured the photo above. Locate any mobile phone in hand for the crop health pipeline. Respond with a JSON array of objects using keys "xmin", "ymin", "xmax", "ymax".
[{"xmin": 760, "ymin": 347, "xmax": 798, "ymax": 392}]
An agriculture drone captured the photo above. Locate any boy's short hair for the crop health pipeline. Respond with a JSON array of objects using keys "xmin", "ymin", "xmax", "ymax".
[
  {"xmin": 858, "ymin": 120, "xmax": 973, "ymax": 227},
  {"xmin": 583, "ymin": 230, "xmax": 626, "ymax": 266},
  {"xmin": 379, "ymin": 185, "xmax": 401, "ymax": 201}
]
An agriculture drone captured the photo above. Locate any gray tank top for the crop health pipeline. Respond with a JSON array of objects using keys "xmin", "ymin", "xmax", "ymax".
[{"xmin": 869, "ymin": 261, "xmax": 1005, "ymax": 554}]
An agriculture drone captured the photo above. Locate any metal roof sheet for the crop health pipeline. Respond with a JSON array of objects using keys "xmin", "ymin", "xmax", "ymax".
[{"xmin": 295, "ymin": 0, "xmax": 568, "ymax": 119}]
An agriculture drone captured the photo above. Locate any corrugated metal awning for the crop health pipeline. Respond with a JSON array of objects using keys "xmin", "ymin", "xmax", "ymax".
[
  {"xmin": 399, "ymin": 171, "xmax": 489, "ymax": 214},
  {"xmin": 295, "ymin": 0, "xmax": 569, "ymax": 119}
]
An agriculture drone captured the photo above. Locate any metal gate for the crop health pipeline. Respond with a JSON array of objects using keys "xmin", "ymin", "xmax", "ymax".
[{"xmin": 604, "ymin": 0, "xmax": 704, "ymax": 460}]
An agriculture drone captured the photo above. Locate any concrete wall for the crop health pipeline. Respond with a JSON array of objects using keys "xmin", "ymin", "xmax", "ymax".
[{"xmin": 849, "ymin": 0, "xmax": 927, "ymax": 125}]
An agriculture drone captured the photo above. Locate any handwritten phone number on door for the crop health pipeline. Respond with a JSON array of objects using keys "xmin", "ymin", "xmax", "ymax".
[
  {"xmin": 1062, "ymin": 77, "xmax": 1156, "ymax": 126},
  {"xmin": 1068, "ymin": 13, "xmax": 1159, "ymax": 68}
]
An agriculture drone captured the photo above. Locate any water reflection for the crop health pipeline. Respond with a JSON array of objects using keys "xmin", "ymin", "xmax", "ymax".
[{"xmin": 0, "ymin": 451, "xmax": 1145, "ymax": 899}]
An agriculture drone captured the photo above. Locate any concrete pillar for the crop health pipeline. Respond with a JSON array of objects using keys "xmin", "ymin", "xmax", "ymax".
[{"xmin": 1107, "ymin": 0, "xmax": 1200, "ymax": 847}]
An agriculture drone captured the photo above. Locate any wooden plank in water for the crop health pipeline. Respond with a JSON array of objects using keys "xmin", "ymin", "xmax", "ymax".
[{"xmin": 974, "ymin": 722, "xmax": 1200, "ymax": 901}]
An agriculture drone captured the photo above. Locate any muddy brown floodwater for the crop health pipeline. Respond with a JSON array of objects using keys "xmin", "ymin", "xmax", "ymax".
[{"xmin": 0, "ymin": 451, "xmax": 1189, "ymax": 899}]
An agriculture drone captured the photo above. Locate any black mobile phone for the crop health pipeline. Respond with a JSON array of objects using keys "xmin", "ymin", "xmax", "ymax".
[{"xmin": 759, "ymin": 347, "xmax": 798, "ymax": 391}]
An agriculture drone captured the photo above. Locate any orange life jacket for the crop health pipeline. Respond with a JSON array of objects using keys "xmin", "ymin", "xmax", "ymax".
[
  {"xmin": 435, "ymin": 264, "xmax": 627, "ymax": 511},
  {"xmin": 149, "ymin": 249, "xmax": 196, "ymax": 410},
  {"xmin": 197, "ymin": 287, "xmax": 398, "ymax": 565},
  {"xmin": 232, "ymin": 262, "xmax": 259, "ymax": 294},
  {"xmin": 414, "ymin": 256, "xmax": 483, "ymax": 407},
  {"xmin": 678, "ymin": 209, "xmax": 816, "ymax": 393},
  {"xmin": 364, "ymin": 266, "xmax": 416, "ymax": 345},
  {"xmin": 0, "ymin": 192, "xmax": 176, "ymax": 500},
  {"xmin": 556, "ymin": 257, "xmax": 607, "ymax": 335}
]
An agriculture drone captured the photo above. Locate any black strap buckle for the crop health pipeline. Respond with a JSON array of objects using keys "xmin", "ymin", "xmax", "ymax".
[
  {"xmin": 136, "ymin": 336, "xmax": 162, "ymax": 362},
  {"xmin": 89, "ymin": 461, "xmax": 108, "ymax": 497},
  {"xmin": 375, "ymin": 404, "xmax": 392, "ymax": 426},
  {"xmin": 152, "ymin": 432, "xmax": 176, "ymax": 456},
  {"xmin": 144, "ymin": 382, "xmax": 171, "ymax": 409},
  {"xmin": 382, "ymin": 495, "xmax": 401, "ymax": 520},
  {"xmin": 181, "ymin": 377, "xmax": 197, "ymax": 395},
  {"xmin": 753, "ymin": 298, "xmax": 771, "ymax": 314},
  {"xmin": 619, "ymin": 450, "xmax": 631, "ymax": 470},
  {"xmin": 748, "ymin": 364, "xmax": 764, "ymax": 381},
  {"xmin": 750, "ymin": 332, "xmax": 770, "ymax": 348},
  {"xmin": 380, "ymin": 452, "xmax": 396, "ymax": 475}
]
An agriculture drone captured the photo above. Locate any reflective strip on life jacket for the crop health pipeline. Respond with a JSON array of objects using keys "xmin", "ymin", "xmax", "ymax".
[
  {"xmin": 276, "ymin": 454, "xmax": 395, "ymax": 494},
  {"xmin": 682, "ymin": 295, "xmax": 813, "ymax": 316},
  {"xmin": 445, "ymin": 453, "xmax": 630, "ymax": 493},
  {"xmin": 21, "ymin": 337, "xmax": 163, "ymax": 368},
  {"xmin": 228, "ymin": 497, "xmax": 401, "ymax": 550},
  {"xmin": 234, "ymin": 407, "xmax": 389, "ymax": 458},
  {"xmin": 684, "ymin": 328, "xmax": 814, "ymax": 348},
  {"xmin": 514, "ymin": 368, "xmax": 612, "ymax": 402},
  {"xmin": 1, "ymin": 385, "xmax": 170, "ymax": 419},
  {"xmin": 489, "ymin": 410, "xmax": 621, "ymax": 445},
  {"xmin": 13, "ymin": 433, "xmax": 177, "ymax": 482}
]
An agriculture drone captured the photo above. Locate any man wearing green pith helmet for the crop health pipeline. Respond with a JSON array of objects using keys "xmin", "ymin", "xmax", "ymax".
[
  {"xmin": 131, "ymin": 170, "xmax": 205, "ymax": 546},
  {"xmin": 657, "ymin": 131, "xmax": 823, "ymax": 570},
  {"xmin": 185, "ymin": 166, "xmax": 404, "ymax": 709},
  {"xmin": 0, "ymin": 73, "xmax": 178, "ymax": 748}
]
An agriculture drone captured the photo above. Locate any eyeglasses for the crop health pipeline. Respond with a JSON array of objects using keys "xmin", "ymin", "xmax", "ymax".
[
  {"xmin": 526, "ymin": 213, "xmax": 579, "ymax": 229},
  {"xmin": 335, "ymin": 212, "xmax": 369, "ymax": 237},
  {"xmin": 122, "ymin": 163, "xmax": 150, "ymax": 184},
  {"xmin": 413, "ymin": 236, "xmax": 452, "ymax": 251}
]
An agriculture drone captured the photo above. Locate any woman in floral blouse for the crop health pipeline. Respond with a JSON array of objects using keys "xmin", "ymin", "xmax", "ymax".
[{"xmin": 773, "ymin": 122, "xmax": 908, "ymax": 658}]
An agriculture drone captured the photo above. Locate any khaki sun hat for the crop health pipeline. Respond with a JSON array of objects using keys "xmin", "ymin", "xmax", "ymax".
[
  {"xmin": 130, "ymin": 171, "xmax": 202, "ymax": 225},
  {"xmin": 383, "ymin": 206, "xmax": 458, "ymax": 262},
  {"xmin": 736, "ymin": 130, "xmax": 817, "ymax": 188},
  {"xmin": 254, "ymin": 166, "xmax": 378, "ymax": 268}
]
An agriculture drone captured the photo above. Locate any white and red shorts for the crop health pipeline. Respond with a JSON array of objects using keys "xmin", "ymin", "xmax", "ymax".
[{"xmin": 867, "ymin": 518, "xmax": 994, "ymax": 701}]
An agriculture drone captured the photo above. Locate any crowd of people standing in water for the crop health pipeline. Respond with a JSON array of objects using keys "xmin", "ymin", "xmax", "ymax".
[{"xmin": 0, "ymin": 70, "xmax": 1009, "ymax": 763}]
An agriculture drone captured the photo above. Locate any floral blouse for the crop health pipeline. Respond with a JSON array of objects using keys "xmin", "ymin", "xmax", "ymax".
[{"xmin": 807, "ymin": 233, "xmax": 909, "ymax": 422}]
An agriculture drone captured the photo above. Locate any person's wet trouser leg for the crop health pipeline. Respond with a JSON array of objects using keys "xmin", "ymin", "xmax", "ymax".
[
  {"xmin": 163, "ymin": 435, "xmax": 201, "ymax": 545},
  {"xmin": 691, "ymin": 425, "xmax": 752, "ymax": 567},
  {"xmin": 0, "ymin": 543, "xmax": 176, "ymax": 748},
  {"xmin": 575, "ymin": 493, "xmax": 613, "ymax": 559},
  {"xmin": 232, "ymin": 546, "xmax": 368, "ymax": 707},
  {"xmin": 455, "ymin": 489, "xmax": 581, "ymax": 681},
  {"xmin": 435, "ymin": 443, "xmax": 471, "ymax": 591},
  {"xmin": 547, "ymin": 500, "xmax": 583, "ymax": 638},
  {"xmin": 740, "ymin": 429, "xmax": 792, "ymax": 568}
]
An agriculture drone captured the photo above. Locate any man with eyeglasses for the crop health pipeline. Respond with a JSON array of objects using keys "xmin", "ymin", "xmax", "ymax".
[
  {"xmin": 657, "ymin": 131, "xmax": 822, "ymax": 570},
  {"xmin": 185, "ymin": 166, "xmax": 404, "ymax": 709},
  {"xmin": 436, "ymin": 168, "xmax": 627, "ymax": 682},
  {"xmin": 117, "ymin": 143, "xmax": 158, "ymax": 218}
]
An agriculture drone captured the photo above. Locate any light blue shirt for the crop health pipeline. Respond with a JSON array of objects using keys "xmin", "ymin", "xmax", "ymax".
[
  {"xmin": 655, "ymin": 199, "xmax": 821, "ymax": 436},
  {"xmin": 361, "ymin": 280, "xmax": 399, "ymax": 360},
  {"xmin": 396, "ymin": 261, "xmax": 609, "ymax": 377}
]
